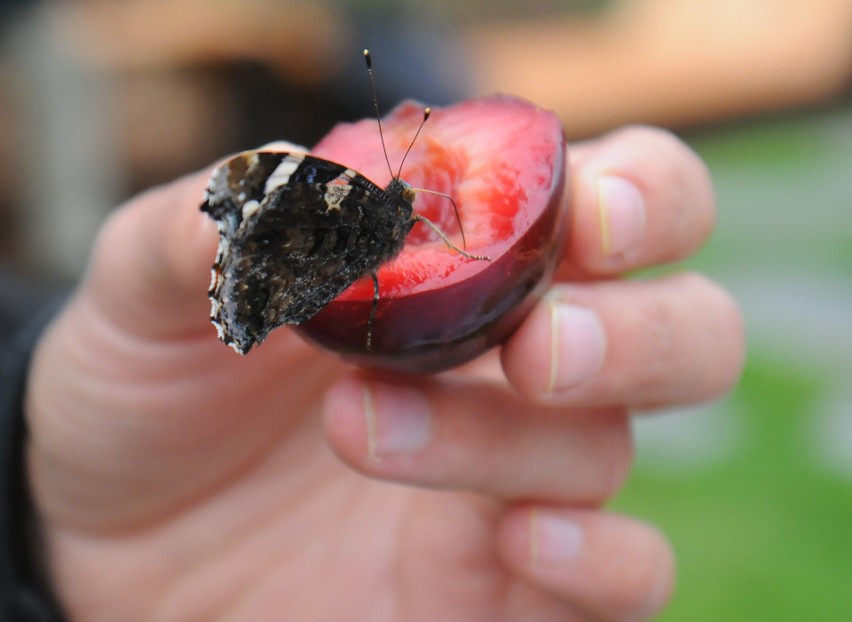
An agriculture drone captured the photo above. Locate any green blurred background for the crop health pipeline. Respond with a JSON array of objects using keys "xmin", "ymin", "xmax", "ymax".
[{"xmin": 617, "ymin": 107, "xmax": 852, "ymax": 620}]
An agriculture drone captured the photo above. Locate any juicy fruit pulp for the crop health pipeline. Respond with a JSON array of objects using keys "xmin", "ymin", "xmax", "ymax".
[{"xmin": 297, "ymin": 95, "xmax": 567, "ymax": 374}]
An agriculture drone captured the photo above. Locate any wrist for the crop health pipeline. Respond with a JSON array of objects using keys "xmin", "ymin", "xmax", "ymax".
[{"xmin": 1, "ymin": 294, "xmax": 69, "ymax": 621}]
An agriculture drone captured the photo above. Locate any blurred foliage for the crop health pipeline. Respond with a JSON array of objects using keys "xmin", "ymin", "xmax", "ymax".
[{"xmin": 618, "ymin": 356, "xmax": 852, "ymax": 620}]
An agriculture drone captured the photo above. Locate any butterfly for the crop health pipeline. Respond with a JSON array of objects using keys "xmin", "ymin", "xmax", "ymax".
[{"xmin": 201, "ymin": 51, "xmax": 488, "ymax": 355}]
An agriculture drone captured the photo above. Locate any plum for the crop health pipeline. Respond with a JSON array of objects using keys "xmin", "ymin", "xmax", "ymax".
[{"xmin": 297, "ymin": 95, "xmax": 567, "ymax": 374}]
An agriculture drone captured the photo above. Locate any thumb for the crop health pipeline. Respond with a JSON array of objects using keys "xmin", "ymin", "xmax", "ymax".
[
  {"xmin": 82, "ymin": 168, "xmax": 216, "ymax": 343},
  {"xmin": 84, "ymin": 141, "xmax": 310, "ymax": 345}
]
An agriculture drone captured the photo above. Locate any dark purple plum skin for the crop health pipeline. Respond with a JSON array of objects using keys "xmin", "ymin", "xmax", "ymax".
[{"xmin": 296, "ymin": 156, "xmax": 567, "ymax": 375}]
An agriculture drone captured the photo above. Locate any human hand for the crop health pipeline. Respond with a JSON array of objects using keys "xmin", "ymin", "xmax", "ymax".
[{"xmin": 25, "ymin": 127, "xmax": 743, "ymax": 621}]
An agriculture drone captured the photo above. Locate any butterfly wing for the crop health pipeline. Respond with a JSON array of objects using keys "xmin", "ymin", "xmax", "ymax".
[{"xmin": 202, "ymin": 151, "xmax": 412, "ymax": 354}]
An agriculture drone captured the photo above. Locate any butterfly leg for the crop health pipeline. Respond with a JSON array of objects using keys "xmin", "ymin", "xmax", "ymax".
[
  {"xmin": 413, "ymin": 214, "xmax": 491, "ymax": 262},
  {"xmin": 367, "ymin": 272, "xmax": 379, "ymax": 351}
]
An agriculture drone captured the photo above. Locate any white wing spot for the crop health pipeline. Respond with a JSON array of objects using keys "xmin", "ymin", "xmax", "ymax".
[
  {"xmin": 241, "ymin": 199, "xmax": 261, "ymax": 220},
  {"xmin": 265, "ymin": 154, "xmax": 304, "ymax": 195},
  {"xmin": 323, "ymin": 184, "xmax": 351, "ymax": 211}
]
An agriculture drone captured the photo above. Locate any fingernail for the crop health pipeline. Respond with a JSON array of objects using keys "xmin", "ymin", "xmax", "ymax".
[
  {"xmin": 531, "ymin": 510, "xmax": 584, "ymax": 566},
  {"xmin": 598, "ymin": 176, "xmax": 646, "ymax": 264},
  {"xmin": 363, "ymin": 384, "xmax": 431, "ymax": 461},
  {"xmin": 546, "ymin": 301, "xmax": 606, "ymax": 394}
]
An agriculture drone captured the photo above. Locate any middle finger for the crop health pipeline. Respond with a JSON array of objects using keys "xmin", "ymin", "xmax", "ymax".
[{"xmin": 501, "ymin": 272, "xmax": 745, "ymax": 408}]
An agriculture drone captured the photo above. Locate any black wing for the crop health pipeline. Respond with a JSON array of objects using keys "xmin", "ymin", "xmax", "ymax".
[{"xmin": 201, "ymin": 151, "xmax": 412, "ymax": 354}]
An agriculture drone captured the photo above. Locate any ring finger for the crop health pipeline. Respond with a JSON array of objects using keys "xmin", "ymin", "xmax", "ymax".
[{"xmin": 323, "ymin": 376, "xmax": 632, "ymax": 504}]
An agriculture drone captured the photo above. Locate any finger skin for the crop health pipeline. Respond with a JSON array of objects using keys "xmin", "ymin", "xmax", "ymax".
[
  {"xmin": 323, "ymin": 376, "xmax": 633, "ymax": 505},
  {"xmin": 83, "ymin": 170, "xmax": 216, "ymax": 341},
  {"xmin": 502, "ymin": 272, "xmax": 745, "ymax": 408},
  {"xmin": 565, "ymin": 125, "xmax": 715, "ymax": 277},
  {"xmin": 499, "ymin": 508, "xmax": 676, "ymax": 621}
]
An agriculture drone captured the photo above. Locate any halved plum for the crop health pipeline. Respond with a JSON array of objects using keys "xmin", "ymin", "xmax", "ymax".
[{"xmin": 297, "ymin": 95, "xmax": 567, "ymax": 374}]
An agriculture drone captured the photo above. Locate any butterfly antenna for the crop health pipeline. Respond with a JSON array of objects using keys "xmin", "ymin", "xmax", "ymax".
[
  {"xmin": 397, "ymin": 107, "xmax": 431, "ymax": 180},
  {"xmin": 363, "ymin": 49, "xmax": 395, "ymax": 181},
  {"xmin": 363, "ymin": 51, "xmax": 476, "ymax": 254}
]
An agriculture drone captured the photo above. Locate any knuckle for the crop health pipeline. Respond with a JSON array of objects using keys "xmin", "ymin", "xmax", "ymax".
[
  {"xmin": 574, "ymin": 408, "xmax": 633, "ymax": 504},
  {"xmin": 600, "ymin": 411, "xmax": 634, "ymax": 499},
  {"xmin": 699, "ymin": 276, "xmax": 747, "ymax": 394},
  {"xmin": 632, "ymin": 286, "xmax": 679, "ymax": 395},
  {"xmin": 622, "ymin": 273, "xmax": 745, "ymax": 403},
  {"xmin": 660, "ymin": 273, "xmax": 745, "ymax": 400},
  {"xmin": 615, "ymin": 526, "xmax": 676, "ymax": 620}
]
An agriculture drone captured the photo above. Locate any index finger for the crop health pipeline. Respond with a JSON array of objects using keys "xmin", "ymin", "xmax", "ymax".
[{"xmin": 562, "ymin": 126, "xmax": 715, "ymax": 278}]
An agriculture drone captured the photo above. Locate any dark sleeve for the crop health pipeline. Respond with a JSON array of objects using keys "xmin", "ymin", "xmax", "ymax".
[{"xmin": 1, "ymin": 295, "xmax": 69, "ymax": 622}]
